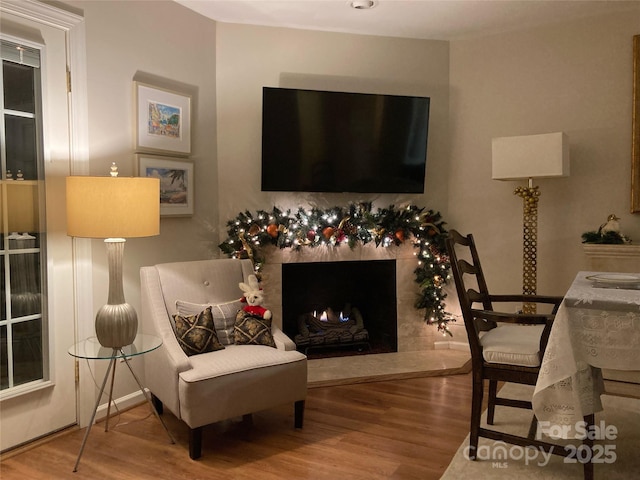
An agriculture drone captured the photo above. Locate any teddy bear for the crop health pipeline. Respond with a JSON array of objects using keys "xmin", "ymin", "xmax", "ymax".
[{"xmin": 239, "ymin": 275, "xmax": 272, "ymax": 320}]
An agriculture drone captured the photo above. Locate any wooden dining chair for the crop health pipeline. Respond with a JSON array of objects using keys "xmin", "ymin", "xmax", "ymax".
[{"xmin": 445, "ymin": 230, "xmax": 565, "ymax": 455}]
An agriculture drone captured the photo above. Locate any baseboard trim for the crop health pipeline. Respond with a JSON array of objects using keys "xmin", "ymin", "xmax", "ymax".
[{"xmin": 95, "ymin": 389, "xmax": 147, "ymax": 421}]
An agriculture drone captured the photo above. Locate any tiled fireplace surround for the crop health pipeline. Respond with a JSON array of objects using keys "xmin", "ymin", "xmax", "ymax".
[{"xmin": 258, "ymin": 240, "xmax": 449, "ymax": 354}]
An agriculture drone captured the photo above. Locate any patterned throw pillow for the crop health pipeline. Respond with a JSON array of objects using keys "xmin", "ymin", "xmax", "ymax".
[
  {"xmin": 176, "ymin": 299, "xmax": 243, "ymax": 345},
  {"xmin": 172, "ymin": 306, "xmax": 225, "ymax": 356},
  {"xmin": 234, "ymin": 310, "xmax": 276, "ymax": 348}
]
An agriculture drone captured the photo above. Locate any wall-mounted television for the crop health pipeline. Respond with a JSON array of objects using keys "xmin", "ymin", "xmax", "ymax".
[{"xmin": 261, "ymin": 87, "xmax": 430, "ymax": 193}]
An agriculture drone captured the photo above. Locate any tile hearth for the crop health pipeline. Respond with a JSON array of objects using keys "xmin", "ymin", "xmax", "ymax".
[{"xmin": 307, "ymin": 349, "xmax": 470, "ymax": 387}]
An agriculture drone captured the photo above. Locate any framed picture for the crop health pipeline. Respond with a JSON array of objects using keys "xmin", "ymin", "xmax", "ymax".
[
  {"xmin": 632, "ymin": 35, "xmax": 640, "ymax": 213},
  {"xmin": 134, "ymin": 81, "xmax": 191, "ymax": 155},
  {"xmin": 138, "ymin": 155, "xmax": 194, "ymax": 216}
]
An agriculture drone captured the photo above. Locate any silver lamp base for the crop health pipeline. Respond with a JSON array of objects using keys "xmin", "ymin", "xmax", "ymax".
[
  {"xmin": 95, "ymin": 238, "xmax": 138, "ymax": 348},
  {"xmin": 95, "ymin": 302, "xmax": 138, "ymax": 348}
]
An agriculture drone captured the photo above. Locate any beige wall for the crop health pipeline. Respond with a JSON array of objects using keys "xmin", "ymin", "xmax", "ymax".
[
  {"xmin": 215, "ymin": 23, "xmax": 450, "ymax": 232},
  {"xmin": 63, "ymin": 0, "xmax": 217, "ymax": 398},
  {"xmin": 448, "ymin": 10, "xmax": 640, "ymax": 339},
  {"xmin": 53, "ymin": 1, "xmax": 640, "ymax": 390},
  {"xmin": 214, "ymin": 23, "xmax": 451, "ymax": 348},
  {"xmin": 66, "ymin": 0, "xmax": 218, "ymax": 313}
]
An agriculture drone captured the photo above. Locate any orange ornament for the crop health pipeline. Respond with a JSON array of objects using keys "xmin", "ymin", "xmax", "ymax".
[
  {"xmin": 322, "ymin": 226, "xmax": 335, "ymax": 239},
  {"xmin": 394, "ymin": 229, "xmax": 405, "ymax": 242},
  {"xmin": 266, "ymin": 224, "xmax": 279, "ymax": 238}
]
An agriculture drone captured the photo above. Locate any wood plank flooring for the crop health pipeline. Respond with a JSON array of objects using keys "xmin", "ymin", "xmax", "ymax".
[{"xmin": 1, "ymin": 373, "xmax": 479, "ymax": 480}]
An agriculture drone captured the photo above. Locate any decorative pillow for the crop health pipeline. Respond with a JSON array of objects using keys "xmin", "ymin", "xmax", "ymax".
[
  {"xmin": 172, "ymin": 306, "xmax": 225, "ymax": 356},
  {"xmin": 176, "ymin": 299, "xmax": 243, "ymax": 345},
  {"xmin": 234, "ymin": 310, "xmax": 276, "ymax": 348}
]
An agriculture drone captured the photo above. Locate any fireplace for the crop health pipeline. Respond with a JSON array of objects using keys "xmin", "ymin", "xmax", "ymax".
[{"xmin": 282, "ymin": 260, "xmax": 397, "ymax": 358}]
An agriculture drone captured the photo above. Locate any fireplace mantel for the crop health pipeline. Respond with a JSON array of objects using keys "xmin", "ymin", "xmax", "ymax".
[{"xmin": 582, "ymin": 243, "xmax": 640, "ymax": 272}]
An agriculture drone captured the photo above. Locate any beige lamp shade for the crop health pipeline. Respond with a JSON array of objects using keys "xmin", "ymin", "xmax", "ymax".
[
  {"xmin": 66, "ymin": 176, "xmax": 160, "ymax": 238},
  {"xmin": 492, "ymin": 132, "xmax": 569, "ymax": 181},
  {"xmin": 4, "ymin": 182, "xmax": 39, "ymax": 233}
]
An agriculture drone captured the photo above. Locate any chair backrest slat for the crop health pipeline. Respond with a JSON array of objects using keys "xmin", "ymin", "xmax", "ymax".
[{"xmin": 446, "ymin": 231, "xmax": 499, "ymax": 355}]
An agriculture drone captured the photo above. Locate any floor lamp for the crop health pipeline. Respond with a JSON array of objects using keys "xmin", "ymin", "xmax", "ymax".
[
  {"xmin": 492, "ymin": 132, "xmax": 569, "ymax": 313},
  {"xmin": 66, "ymin": 167, "xmax": 160, "ymax": 348}
]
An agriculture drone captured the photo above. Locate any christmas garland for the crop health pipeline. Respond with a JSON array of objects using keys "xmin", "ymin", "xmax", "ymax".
[{"xmin": 219, "ymin": 203, "xmax": 453, "ymax": 335}]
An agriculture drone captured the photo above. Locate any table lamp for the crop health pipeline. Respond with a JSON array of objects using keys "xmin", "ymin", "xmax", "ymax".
[
  {"xmin": 492, "ymin": 132, "xmax": 569, "ymax": 313},
  {"xmin": 66, "ymin": 165, "xmax": 160, "ymax": 348}
]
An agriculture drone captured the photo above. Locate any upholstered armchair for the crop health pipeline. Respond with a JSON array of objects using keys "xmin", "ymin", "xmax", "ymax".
[{"xmin": 140, "ymin": 258, "xmax": 307, "ymax": 459}]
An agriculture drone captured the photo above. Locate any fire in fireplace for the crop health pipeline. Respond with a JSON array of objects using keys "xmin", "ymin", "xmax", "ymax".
[
  {"xmin": 282, "ymin": 260, "xmax": 397, "ymax": 359},
  {"xmin": 294, "ymin": 303, "xmax": 371, "ymax": 355}
]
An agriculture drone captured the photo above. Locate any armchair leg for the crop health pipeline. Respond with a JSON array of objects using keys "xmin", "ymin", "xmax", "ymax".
[
  {"xmin": 189, "ymin": 427, "xmax": 203, "ymax": 460},
  {"xmin": 487, "ymin": 380, "xmax": 497, "ymax": 425},
  {"xmin": 151, "ymin": 393, "xmax": 163, "ymax": 415},
  {"xmin": 294, "ymin": 400, "xmax": 305, "ymax": 429}
]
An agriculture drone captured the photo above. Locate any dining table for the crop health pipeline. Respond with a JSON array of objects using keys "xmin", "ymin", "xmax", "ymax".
[{"xmin": 532, "ymin": 271, "xmax": 640, "ymax": 440}]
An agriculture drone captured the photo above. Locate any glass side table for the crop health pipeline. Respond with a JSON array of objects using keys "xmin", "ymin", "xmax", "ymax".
[{"xmin": 68, "ymin": 334, "xmax": 175, "ymax": 472}]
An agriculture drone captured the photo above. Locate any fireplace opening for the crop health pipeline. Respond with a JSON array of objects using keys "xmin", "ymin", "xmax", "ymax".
[{"xmin": 282, "ymin": 260, "xmax": 397, "ymax": 359}]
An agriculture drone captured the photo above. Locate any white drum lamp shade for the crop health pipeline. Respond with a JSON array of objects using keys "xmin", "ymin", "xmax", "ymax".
[{"xmin": 66, "ymin": 175, "xmax": 160, "ymax": 347}]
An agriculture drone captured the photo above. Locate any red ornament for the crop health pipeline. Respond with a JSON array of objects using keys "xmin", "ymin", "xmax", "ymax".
[
  {"xmin": 266, "ymin": 224, "xmax": 278, "ymax": 238},
  {"xmin": 307, "ymin": 230, "xmax": 316, "ymax": 241}
]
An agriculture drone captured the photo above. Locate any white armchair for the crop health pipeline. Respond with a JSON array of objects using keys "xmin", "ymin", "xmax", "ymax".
[{"xmin": 140, "ymin": 258, "xmax": 307, "ymax": 459}]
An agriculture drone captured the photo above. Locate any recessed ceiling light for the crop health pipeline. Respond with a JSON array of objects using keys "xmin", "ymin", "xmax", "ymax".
[{"xmin": 350, "ymin": 0, "xmax": 377, "ymax": 10}]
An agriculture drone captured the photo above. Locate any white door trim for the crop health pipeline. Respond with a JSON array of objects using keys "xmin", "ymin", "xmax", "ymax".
[{"xmin": 1, "ymin": 0, "xmax": 94, "ymax": 428}]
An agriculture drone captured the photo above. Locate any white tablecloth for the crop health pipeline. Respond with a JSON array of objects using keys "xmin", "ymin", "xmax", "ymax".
[{"xmin": 532, "ymin": 271, "xmax": 640, "ymax": 438}]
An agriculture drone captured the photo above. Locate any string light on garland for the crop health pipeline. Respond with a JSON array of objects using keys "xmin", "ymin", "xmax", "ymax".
[{"xmin": 219, "ymin": 203, "xmax": 454, "ymax": 335}]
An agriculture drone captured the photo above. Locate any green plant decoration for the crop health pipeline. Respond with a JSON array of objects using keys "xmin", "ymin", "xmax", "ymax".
[{"xmin": 219, "ymin": 203, "xmax": 453, "ymax": 335}]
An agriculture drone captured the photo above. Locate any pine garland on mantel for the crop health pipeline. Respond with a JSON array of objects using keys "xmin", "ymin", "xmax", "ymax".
[{"xmin": 219, "ymin": 202, "xmax": 453, "ymax": 335}]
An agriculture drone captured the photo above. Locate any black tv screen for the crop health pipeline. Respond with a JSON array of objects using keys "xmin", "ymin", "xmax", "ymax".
[{"xmin": 261, "ymin": 87, "xmax": 429, "ymax": 193}]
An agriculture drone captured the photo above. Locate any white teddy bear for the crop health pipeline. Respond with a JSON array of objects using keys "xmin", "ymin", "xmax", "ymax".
[{"xmin": 239, "ymin": 275, "xmax": 272, "ymax": 320}]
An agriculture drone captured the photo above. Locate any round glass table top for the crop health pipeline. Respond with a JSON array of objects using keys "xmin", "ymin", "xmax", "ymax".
[{"xmin": 68, "ymin": 334, "xmax": 162, "ymax": 360}]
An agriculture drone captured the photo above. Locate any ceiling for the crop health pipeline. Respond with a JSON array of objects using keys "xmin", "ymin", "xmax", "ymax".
[{"xmin": 174, "ymin": 0, "xmax": 639, "ymax": 41}]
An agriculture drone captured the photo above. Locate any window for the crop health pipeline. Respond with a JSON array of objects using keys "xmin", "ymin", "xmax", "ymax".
[{"xmin": 0, "ymin": 38, "xmax": 47, "ymax": 392}]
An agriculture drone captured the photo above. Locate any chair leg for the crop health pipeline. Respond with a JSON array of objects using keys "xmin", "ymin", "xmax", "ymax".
[
  {"xmin": 189, "ymin": 426, "xmax": 202, "ymax": 460},
  {"xmin": 151, "ymin": 393, "xmax": 163, "ymax": 415},
  {"xmin": 528, "ymin": 414, "xmax": 538, "ymax": 439},
  {"xmin": 583, "ymin": 414, "xmax": 595, "ymax": 480},
  {"xmin": 469, "ymin": 376, "xmax": 484, "ymax": 460},
  {"xmin": 487, "ymin": 380, "xmax": 497, "ymax": 425},
  {"xmin": 294, "ymin": 400, "xmax": 305, "ymax": 429}
]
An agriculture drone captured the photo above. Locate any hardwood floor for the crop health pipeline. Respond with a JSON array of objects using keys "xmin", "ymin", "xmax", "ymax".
[{"xmin": 1, "ymin": 373, "xmax": 478, "ymax": 480}]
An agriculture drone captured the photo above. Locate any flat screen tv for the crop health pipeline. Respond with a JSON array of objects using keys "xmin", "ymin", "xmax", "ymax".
[{"xmin": 261, "ymin": 87, "xmax": 430, "ymax": 193}]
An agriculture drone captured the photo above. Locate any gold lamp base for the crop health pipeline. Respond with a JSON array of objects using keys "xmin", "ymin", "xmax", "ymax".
[{"xmin": 514, "ymin": 181, "xmax": 540, "ymax": 314}]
